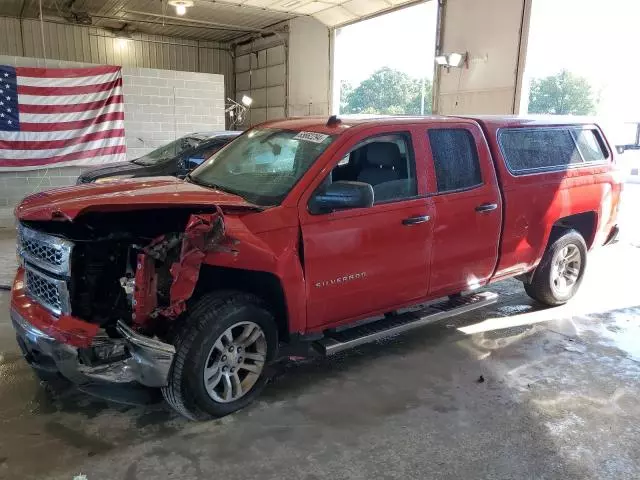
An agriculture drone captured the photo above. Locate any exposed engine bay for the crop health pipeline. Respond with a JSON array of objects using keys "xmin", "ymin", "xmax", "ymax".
[{"xmin": 20, "ymin": 207, "xmax": 232, "ymax": 338}]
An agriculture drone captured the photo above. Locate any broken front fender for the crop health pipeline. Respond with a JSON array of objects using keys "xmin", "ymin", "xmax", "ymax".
[{"xmin": 132, "ymin": 209, "xmax": 232, "ymax": 324}]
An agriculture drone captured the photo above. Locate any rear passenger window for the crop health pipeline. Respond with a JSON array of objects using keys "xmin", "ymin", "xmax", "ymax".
[
  {"xmin": 573, "ymin": 129, "xmax": 607, "ymax": 162},
  {"xmin": 499, "ymin": 128, "xmax": 607, "ymax": 174},
  {"xmin": 428, "ymin": 129, "xmax": 482, "ymax": 192}
]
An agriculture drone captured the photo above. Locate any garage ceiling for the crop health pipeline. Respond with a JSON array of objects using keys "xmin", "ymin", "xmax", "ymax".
[
  {"xmin": 0, "ymin": 0, "xmax": 421, "ymax": 42},
  {"xmin": 214, "ymin": 0, "xmax": 420, "ymax": 26}
]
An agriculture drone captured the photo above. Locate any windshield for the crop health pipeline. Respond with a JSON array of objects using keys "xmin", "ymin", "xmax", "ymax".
[
  {"xmin": 133, "ymin": 136, "xmax": 205, "ymax": 166},
  {"xmin": 189, "ymin": 128, "xmax": 335, "ymax": 206}
]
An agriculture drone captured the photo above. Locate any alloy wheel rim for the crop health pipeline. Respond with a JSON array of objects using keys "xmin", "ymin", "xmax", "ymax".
[
  {"xmin": 202, "ymin": 321, "xmax": 267, "ymax": 403},
  {"xmin": 551, "ymin": 244, "xmax": 581, "ymax": 295}
]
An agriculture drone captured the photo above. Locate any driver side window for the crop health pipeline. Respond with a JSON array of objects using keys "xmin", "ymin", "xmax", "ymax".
[{"xmin": 330, "ymin": 133, "xmax": 417, "ymax": 204}]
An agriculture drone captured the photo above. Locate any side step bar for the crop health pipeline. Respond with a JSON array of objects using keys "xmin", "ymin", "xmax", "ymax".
[{"xmin": 315, "ymin": 292, "xmax": 498, "ymax": 356}]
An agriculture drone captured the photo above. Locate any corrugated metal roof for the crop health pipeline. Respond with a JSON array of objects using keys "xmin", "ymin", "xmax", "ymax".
[
  {"xmin": 0, "ymin": 0, "xmax": 23, "ymax": 17},
  {"xmin": 7, "ymin": 0, "xmax": 293, "ymax": 43},
  {"xmin": 3, "ymin": 0, "xmax": 422, "ymax": 43}
]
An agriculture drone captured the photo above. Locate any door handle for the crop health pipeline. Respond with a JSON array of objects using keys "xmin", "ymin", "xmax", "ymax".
[
  {"xmin": 402, "ymin": 215, "xmax": 431, "ymax": 225},
  {"xmin": 475, "ymin": 203, "xmax": 498, "ymax": 213}
]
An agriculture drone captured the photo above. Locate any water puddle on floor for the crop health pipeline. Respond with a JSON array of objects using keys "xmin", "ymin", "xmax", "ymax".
[{"xmin": 593, "ymin": 308, "xmax": 640, "ymax": 362}]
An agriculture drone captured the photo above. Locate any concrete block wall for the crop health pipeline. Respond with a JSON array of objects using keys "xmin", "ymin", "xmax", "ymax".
[
  {"xmin": 0, "ymin": 55, "xmax": 225, "ymax": 228},
  {"xmin": 122, "ymin": 68, "xmax": 225, "ymax": 159}
]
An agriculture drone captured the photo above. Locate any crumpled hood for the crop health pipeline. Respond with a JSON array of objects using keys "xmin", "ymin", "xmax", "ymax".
[{"xmin": 16, "ymin": 177, "xmax": 256, "ymax": 222}]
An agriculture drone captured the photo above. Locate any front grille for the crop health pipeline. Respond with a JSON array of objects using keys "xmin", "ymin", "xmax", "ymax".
[
  {"xmin": 22, "ymin": 236, "xmax": 65, "ymax": 266},
  {"xmin": 18, "ymin": 224, "xmax": 73, "ymax": 276},
  {"xmin": 18, "ymin": 224, "xmax": 74, "ymax": 316},
  {"xmin": 25, "ymin": 268, "xmax": 71, "ymax": 316}
]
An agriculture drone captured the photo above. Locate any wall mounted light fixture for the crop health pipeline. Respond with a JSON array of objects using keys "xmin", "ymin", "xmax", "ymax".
[
  {"xmin": 225, "ymin": 96, "xmax": 254, "ymax": 128},
  {"xmin": 435, "ymin": 52, "xmax": 468, "ymax": 70}
]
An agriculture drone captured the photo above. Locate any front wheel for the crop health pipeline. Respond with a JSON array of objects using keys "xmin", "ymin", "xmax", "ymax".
[
  {"xmin": 162, "ymin": 291, "xmax": 278, "ymax": 420},
  {"xmin": 523, "ymin": 229, "xmax": 587, "ymax": 306}
]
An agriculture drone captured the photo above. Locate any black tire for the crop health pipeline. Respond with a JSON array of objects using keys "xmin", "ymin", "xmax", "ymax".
[
  {"xmin": 523, "ymin": 229, "xmax": 587, "ymax": 306},
  {"xmin": 162, "ymin": 291, "xmax": 278, "ymax": 420}
]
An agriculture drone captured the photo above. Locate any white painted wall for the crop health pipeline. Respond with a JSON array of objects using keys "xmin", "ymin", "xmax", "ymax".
[
  {"xmin": 287, "ymin": 17, "xmax": 331, "ymax": 117},
  {"xmin": 435, "ymin": 0, "xmax": 529, "ymax": 115}
]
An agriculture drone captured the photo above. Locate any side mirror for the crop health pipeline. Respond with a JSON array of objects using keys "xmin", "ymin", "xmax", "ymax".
[{"xmin": 309, "ymin": 181, "xmax": 374, "ymax": 214}]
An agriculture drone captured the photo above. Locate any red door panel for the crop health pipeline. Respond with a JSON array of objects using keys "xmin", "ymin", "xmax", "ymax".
[
  {"xmin": 301, "ymin": 198, "xmax": 434, "ymax": 329},
  {"xmin": 429, "ymin": 190, "xmax": 501, "ymax": 296},
  {"xmin": 424, "ymin": 124, "xmax": 503, "ymax": 297},
  {"xmin": 298, "ymin": 124, "xmax": 433, "ymax": 331}
]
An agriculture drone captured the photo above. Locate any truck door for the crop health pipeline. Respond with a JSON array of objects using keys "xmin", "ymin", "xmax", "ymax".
[
  {"xmin": 423, "ymin": 124, "xmax": 502, "ymax": 297},
  {"xmin": 299, "ymin": 126, "xmax": 435, "ymax": 330}
]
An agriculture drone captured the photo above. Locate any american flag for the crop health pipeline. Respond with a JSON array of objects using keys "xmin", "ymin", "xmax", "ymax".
[{"xmin": 0, "ymin": 65, "xmax": 126, "ymax": 171}]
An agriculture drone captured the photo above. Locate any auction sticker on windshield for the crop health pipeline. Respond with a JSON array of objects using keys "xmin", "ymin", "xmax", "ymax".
[{"xmin": 294, "ymin": 132, "xmax": 330, "ymax": 143}]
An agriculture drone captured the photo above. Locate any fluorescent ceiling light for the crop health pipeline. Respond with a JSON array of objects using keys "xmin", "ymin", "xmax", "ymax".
[{"xmin": 168, "ymin": 0, "xmax": 194, "ymax": 16}]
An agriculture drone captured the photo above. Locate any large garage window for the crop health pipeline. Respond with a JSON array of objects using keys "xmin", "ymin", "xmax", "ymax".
[
  {"xmin": 499, "ymin": 128, "xmax": 607, "ymax": 174},
  {"xmin": 333, "ymin": 2, "xmax": 438, "ymax": 116}
]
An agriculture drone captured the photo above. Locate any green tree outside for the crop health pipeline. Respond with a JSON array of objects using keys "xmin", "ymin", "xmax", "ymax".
[
  {"xmin": 341, "ymin": 67, "xmax": 432, "ymax": 115},
  {"xmin": 528, "ymin": 70, "xmax": 596, "ymax": 115}
]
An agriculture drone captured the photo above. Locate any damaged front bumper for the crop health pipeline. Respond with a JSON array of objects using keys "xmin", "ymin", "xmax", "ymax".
[{"xmin": 12, "ymin": 308, "xmax": 175, "ymax": 388}]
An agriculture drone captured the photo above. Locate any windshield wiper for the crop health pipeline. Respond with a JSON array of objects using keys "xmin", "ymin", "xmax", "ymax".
[
  {"xmin": 185, "ymin": 175, "xmax": 265, "ymax": 210},
  {"xmin": 186, "ymin": 173, "xmax": 222, "ymax": 190}
]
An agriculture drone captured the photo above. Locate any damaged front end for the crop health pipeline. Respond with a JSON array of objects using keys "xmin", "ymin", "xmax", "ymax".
[{"xmin": 13, "ymin": 209, "xmax": 231, "ymax": 389}]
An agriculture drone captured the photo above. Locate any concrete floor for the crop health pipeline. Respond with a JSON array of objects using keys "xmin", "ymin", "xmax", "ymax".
[
  {"xmin": 1, "ymin": 187, "xmax": 639, "ymax": 480},
  {"xmin": 0, "ymin": 229, "xmax": 16, "ymax": 288}
]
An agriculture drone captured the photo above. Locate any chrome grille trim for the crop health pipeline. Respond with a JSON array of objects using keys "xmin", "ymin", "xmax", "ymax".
[
  {"xmin": 18, "ymin": 224, "xmax": 73, "ymax": 276},
  {"xmin": 24, "ymin": 267, "xmax": 71, "ymax": 316}
]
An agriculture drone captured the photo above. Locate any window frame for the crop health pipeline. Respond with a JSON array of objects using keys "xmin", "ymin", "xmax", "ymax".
[
  {"xmin": 191, "ymin": 127, "xmax": 336, "ymax": 206},
  {"xmin": 497, "ymin": 125, "xmax": 610, "ymax": 177},
  {"xmin": 426, "ymin": 127, "xmax": 484, "ymax": 195},
  {"xmin": 310, "ymin": 130, "xmax": 421, "ymax": 211}
]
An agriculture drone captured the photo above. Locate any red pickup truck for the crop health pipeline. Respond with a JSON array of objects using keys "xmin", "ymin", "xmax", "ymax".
[{"xmin": 11, "ymin": 115, "xmax": 621, "ymax": 419}]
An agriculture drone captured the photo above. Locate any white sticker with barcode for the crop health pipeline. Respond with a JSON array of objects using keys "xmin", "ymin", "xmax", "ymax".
[{"xmin": 293, "ymin": 131, "xmax": 330, "ymax": 143}]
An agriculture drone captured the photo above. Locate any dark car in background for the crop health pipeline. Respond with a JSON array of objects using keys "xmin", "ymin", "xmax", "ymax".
[{"xmin": 77, "ymin": 131, "xmax": 241, "ymax": 184}]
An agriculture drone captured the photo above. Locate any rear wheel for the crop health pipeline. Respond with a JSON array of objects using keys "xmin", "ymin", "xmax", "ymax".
[
  {"xmin": 523, "ymin": 229, "xmax": 587, "ymax": 306},
  {"xmin": 162, "ymin": 291, "xmax": 278, "ymax": 420}
]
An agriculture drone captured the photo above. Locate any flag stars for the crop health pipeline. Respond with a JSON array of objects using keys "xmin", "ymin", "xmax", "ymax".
[{"xmin": 2, "ymin": 73, "xmax": 7, "ymax": 77}]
